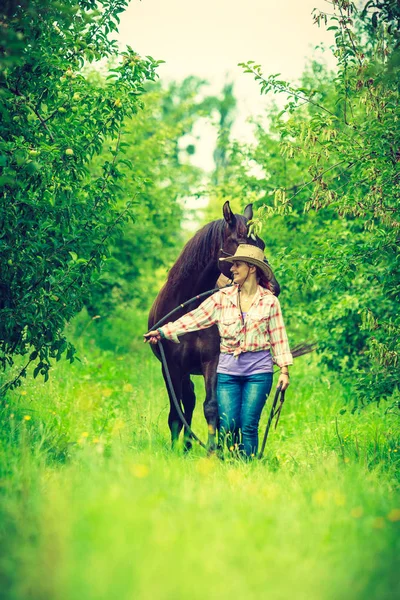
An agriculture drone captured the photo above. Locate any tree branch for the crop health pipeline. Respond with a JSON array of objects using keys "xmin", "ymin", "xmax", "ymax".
[
  {"xmin": 0, "ymin": 358, "xmax": 34, "ymax": 397},
  {"xmin": 244, "ymin": 65, "xmax": 337, "ymax": 118},
  {"xmin": 8, "ymin": 86, "xmax": 55, "ymax": 142}
]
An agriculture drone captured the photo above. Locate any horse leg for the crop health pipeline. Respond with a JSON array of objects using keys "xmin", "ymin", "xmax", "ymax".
[
  {"xmin": 202, "ymin": 359, "xmax": 219, "ymax": 453},
  {"xmin": 181, "ymin": 375, "xmax": 196, "ymax": 453},
  {"xmin": 161, "ymin": 365, "xmax": 184, "ymax": 449}
]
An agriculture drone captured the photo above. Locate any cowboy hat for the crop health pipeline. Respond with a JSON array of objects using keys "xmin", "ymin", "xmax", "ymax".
[{"xmin": 219, "ymin": 244, "xmax": 274, "ymax": 280}]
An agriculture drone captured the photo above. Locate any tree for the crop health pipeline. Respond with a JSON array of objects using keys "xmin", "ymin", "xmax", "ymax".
[
  {"xmin": 85, "ymin": 77, "xmax": 213, "ymax": 317},
  {"xmin": 213, "ymin": 0, "xmax": 399, "ymax": 407},
  {"xmin": 0, "ymin": 0, "xmax": 161, "ymax": 389}
]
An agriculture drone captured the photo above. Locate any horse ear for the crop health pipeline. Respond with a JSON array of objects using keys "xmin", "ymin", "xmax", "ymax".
[
  {"xmin": 243, "ymin": 204, "xmax": 253, "ymax": 221},
  {"xmin": 223, "ymin": 201, "xmax": 236, "ymax": 227}
]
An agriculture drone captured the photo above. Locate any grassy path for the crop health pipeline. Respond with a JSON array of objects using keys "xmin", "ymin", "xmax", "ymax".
[{"xmin": 0, "ymin": 312, "xmax": 399, "ymax": 600}]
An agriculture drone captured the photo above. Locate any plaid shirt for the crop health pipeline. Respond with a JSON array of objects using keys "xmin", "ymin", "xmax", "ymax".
[{"xmin": 160, "ymin": 285, "xmax": 293, "ymax": 367}]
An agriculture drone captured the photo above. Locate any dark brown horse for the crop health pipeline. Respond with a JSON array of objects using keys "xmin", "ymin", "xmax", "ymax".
[{"xmin": 148, "ymin": 201, "xmax": 280, "ymax": 451}]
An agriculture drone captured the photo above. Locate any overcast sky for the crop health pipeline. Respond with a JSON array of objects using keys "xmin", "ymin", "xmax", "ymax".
[{"xmin": 116, "ymin": 0, "xmax": 336, "ymax": 171}]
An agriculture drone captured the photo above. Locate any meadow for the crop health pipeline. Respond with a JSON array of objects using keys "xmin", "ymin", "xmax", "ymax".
[{"xmin": 0, "ymin": 306, "xmax": 399, "ymax": 600}]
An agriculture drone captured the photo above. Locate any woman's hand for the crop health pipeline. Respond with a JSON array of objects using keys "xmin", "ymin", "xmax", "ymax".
[
  {"xmin": 143, "ymin": 330, "xmax": 162, "ymax": 344},
  {"xmin": 277, "ymin": 372, "xmax": 290, "ymax": 391},
  {"xmin": 216, "ymin": 273, "xmax": 231, "ymax": 288}
]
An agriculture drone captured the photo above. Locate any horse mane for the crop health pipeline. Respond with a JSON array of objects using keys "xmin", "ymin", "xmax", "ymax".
[{"xmin": 167, "ymin": 218, "xmax": 236, "ymax": 289}]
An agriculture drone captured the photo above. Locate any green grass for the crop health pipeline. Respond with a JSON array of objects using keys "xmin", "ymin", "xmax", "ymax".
[{"xmin": 0, "ymin": 309, "xmax": 399, "ymax": 600}]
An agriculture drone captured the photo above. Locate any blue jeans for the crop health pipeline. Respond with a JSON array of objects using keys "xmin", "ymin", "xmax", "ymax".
[{"xmin": 217, "ymin": 372, "xmax": 273, "ymax": 457}]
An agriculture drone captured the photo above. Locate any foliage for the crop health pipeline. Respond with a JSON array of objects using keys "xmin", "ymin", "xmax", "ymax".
[
  {"xmin": 0, "ymin": 0, "xmax": 162, "ymax": 389},
  {"xmin": 85, "ymin": 77, "xmax": 214, "ymax": 318},
  {"xmin": 230, "ymin": 0, "xmax": 399, "ymax": 407}
]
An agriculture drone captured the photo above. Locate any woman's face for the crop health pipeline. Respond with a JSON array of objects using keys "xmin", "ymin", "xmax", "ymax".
[{"xmin": 230, "ymin": 261, "xmax": 254, "ymax": 285}]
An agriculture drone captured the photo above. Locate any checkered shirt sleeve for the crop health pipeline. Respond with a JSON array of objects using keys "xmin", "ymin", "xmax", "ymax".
[
  {"xmin": 268, "ymin": 296, "xmax": 293, "ymax": 367},
  {"xmin": 160, "ymin": 294, "xmax": 219, "ymax": 343}
]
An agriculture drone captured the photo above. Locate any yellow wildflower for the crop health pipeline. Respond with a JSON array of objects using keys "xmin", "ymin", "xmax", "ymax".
[
  {"xmin": 131, "ymin": 464, "xmax": 149, "ymax": 478},
  {"xmin": 387, "ymin": 509, "xmax": 400, "ymax": 522},
  {"xmin": 23, "ymin": 415, "xmax": 31, "ymax": 421},
  {"xmin": 371, "ymin": 517, "xmax": 385, "ymax": 529},
  {"xmin": 312, "ymin": 490, "xmax": 328, "ymax": 506}
]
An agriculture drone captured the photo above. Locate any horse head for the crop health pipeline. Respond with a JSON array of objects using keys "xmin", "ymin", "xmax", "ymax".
[
  {"xmin": 219, "ymin": 201, "xmax": 280, "ymax": 296},
  {"xmin": 218, "ymin": 200, "xmax": 265, "ymax": 278}
]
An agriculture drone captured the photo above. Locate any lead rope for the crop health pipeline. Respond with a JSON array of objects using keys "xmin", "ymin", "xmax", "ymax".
[
  {"xmin": 258, "ymin": 384, "xmax": 285, "ymax": 460},
  {"xmin": 157, "ymin": 341, "xmax": 207, "ymax": 450},
  {"xmin": 149, "ymin": 286, "xmax": 229, "ymax": 332},
  {"xmin": 147, "ymin": 283, "xmax": 234, "ymax": 451}
]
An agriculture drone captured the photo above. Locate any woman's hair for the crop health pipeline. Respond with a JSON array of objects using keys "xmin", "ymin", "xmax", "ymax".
[{"xmin": 255, "ymin": 265, "xmax": 275, "ymax": 293}]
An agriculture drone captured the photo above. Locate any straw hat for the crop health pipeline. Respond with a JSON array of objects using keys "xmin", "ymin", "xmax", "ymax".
[{"xmin": 219, "ymin": 244, "xmax": 274, "ymax": 281}]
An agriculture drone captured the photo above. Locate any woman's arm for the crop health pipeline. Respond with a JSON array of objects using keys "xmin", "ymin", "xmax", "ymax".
[
  {"xmin": 267, "ymin": 297, "xmax": 293, "ymax": 390},
  {"xmin": 144, "ymin": 294, "xmax": 220, "ymax": 344}
]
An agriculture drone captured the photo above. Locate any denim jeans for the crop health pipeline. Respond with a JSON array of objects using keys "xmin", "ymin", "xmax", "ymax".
[{"xmin": 217, "ymin": 372, "xmax": 273, "ymax": 457}]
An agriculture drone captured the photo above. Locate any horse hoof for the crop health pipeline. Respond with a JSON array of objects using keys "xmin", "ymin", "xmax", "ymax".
[{"xmin": 183, "ymin": 441, "xmax": 193, "ymax": 453}]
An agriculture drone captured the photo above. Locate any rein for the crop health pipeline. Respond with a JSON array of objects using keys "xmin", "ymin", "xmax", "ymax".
[{"xmin": 146, "ymin": 282, "xmax": 286, "ymax": 457}]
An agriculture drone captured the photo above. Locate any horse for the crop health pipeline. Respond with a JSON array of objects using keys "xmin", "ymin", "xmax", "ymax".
[{"xmin": 148, "ymin": 201, "xmax": 281, "ymax": 452}]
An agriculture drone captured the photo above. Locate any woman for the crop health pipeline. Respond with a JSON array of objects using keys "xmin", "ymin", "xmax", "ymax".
[{"xmin": 144, "ymin": 244, "xmax": 292, "ymax": 457}]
